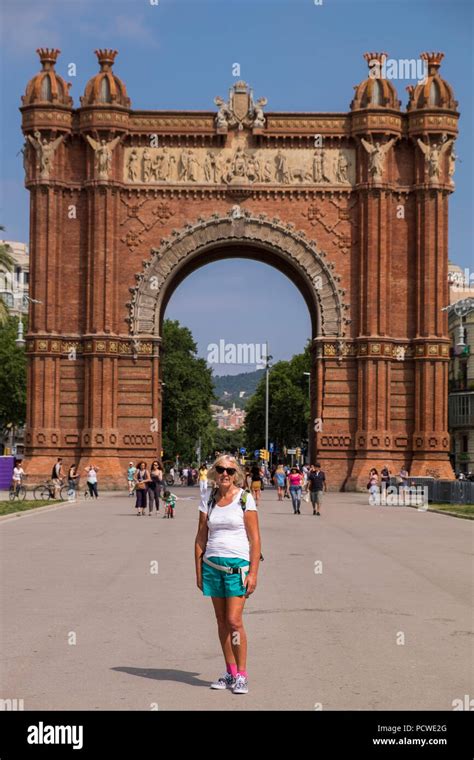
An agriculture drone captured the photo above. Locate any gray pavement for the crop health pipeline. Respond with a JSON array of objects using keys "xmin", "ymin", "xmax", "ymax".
[{"xmin": 0, "ymin": 487, "xmax": 472, "ymax": 711}]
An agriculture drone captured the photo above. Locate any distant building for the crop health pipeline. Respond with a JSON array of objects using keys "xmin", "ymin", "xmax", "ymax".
[
  {"xmin": 0, "ymin": 241, "xmax": 29, "ymax": 316},
  {"xmin": 447, "ymin": 267, "xmax": 474, "ymax": 475},
  {"xmin": 211, "ymin": 402, "xmax": 246, "ymax": 431}
]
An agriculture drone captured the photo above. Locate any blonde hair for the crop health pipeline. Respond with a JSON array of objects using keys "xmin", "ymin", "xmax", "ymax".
[{"xmin": 207, "ymin": 454, "xmax": 246, "ymax": 488}]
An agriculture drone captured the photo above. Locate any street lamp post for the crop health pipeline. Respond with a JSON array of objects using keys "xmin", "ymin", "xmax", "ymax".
[
  {"xmin": 303, "ymin": 371, "xmax": 310, "ymax": 463},
  {"xmin": 264, "ymin": 344, "xmax": 273, "ymax": 455}
]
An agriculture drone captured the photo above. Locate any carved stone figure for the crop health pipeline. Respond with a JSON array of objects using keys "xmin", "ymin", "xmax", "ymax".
[
  {"xmin": 187, "ymin": 150, "xmax": 200, "ymax": 182},
  {"xmin": 275, "ymin": 150, "xmax": 292, "ymax": 183},
  {"xmin": 142, "ymin": 149, "xmax": 152, "ymax": 182},
  {"xmin": 85, "ymin": 134, "xmax": 121, "ymax": 179},
  {"xmin": 335, "ymin": 151, "xmax": 349, "ymax": 183},
  {"xmin": 27, "ymin": 130, "xmax": 65, "ymax": 179},
  {"xmin": 262, "ymin": 159, "xmax": 273, "ymax": 182},
  {"xmin": 157, "ymin": 148, "xmax": 174, "ymax": 181},
  {"xmin": 252, "ymin": 97, "xmax": 267, "ymax": 128},
  {"xmin": 313, "ymin": 150, "xmax": 324, "ymax": 183},
  {"xmin": 246, "ymin": 154, "xmax": 260, "ymax": 182},
  {"xmin": 232, "ymin": 147, "xmax": 247, "ymax": 178},
  {"xmin": 418, "ymin": 135, "xmax": 455, "ymax": 184},
  {"xmin": 360, "ymin": 137, "xmax": 396, "ymax": 181},
  {"xmin": 178, "ymin": 150, "xmax": 189, "ymax": 181},
  {"xmin": 214, "ymin": 96, "xmax": 232, "ymax": 129},
  {"xmin": 127, "ymin": 149, "xmax": 139, "ymax": 182},
  {"xmin": 204, "ymin": 151, "xmax": 213, "ymax": 182}
]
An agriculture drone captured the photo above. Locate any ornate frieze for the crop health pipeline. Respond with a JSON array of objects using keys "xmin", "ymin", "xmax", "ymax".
[{"xmin": 123, "ymin": 145, "xmax": 355, "ymax": 187}]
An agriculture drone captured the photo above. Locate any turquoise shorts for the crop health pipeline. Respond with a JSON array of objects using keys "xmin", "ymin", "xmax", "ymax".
[{"xmin": 202, "ymin": 556, "xmax": 250, "ymax": 598}]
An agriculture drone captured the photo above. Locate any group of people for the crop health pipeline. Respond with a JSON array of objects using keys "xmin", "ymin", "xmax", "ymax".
[
  {"xmin": 240, "ymin": 461, "xmax": 327, "ymax": 515},
  {"xmin": 367, "ymin": 465, "xmax": 411, "ymax": 498},
  {"xmin": 127, "ymin": 460, "xmax": 179, "ymax": 517},
  {"xmin": 51, "ymin": 458, "xmax": 100, "ymax": 499}
]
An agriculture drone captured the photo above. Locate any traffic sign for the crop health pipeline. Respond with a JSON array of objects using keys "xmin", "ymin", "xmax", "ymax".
[
  {"xmin": 287, "ymin": 448, "xmax": 296, "ymax": 454},
  {"xmin": 269, "ymin": 443, "xmax": 274, "ymax": 453},
  {"xmin": 240, "ymin": 447, "xmax": 246, "ymax": 454},
  {"xmin": 254, "ymin": 449, "xmax": 260, "ymax": 457}
]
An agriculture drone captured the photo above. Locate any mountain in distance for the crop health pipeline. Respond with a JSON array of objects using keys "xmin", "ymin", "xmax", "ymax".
[{"xmin": 212, "ymin": 369, "xmax": 264, "ymax": 408}]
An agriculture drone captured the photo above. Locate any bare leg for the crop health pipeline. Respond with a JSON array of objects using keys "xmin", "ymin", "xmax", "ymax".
[
  {"xmin": 211, "ymin": 597, "xmax": 235, "ymax": 667},
  {"xmin": 226, "ymin": 595, "xmax": 247, "ymax": 672}
]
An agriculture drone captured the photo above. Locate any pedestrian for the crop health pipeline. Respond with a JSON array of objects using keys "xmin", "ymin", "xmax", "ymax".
[
  {"xmin": 306, "ymin": 463, "xmax": 327, "ymax": 516},
  {"xmin": 273, "ymin": 464, "xmax": 286, "ymax": 501},
  {"xmin": 148, "ymin": 460, "xmax": 163, "ymax": 514},
  {"xmin": 188, "ymin": 466, "xmax": 195, "ymax": 487},
  {"xmin": 67, "ymin": 463, "xmax": 80, "ymax": 500},
  {"xmin": 127, "ymin": 462, "xmax": 136, "ymax": 495},
  {"xmin": 134, "ymin": 461, "xmax": 151, "ymax": 515},
  {"xmin": 250, "ymin": 462, "xmax": 263, "ymax": 506},
  {"xmin": 51, "ymin": 457, "xmax": 63, "ymax": 499},
  {"xmin": 85, "ymin": 464, "xmax": 99, "ymax": 498},
  {"xmin": 162, "ymin": 489, "xmax": 177, "ymax": 518},
  {"xmin": 194, "ymin": 455, "xmax": 261, "ymax": 695},
  {"xmin": 12, "ymin": 459, "xmax": 25, "ymax": 496},
  {"xmin": 287, "ymin": 466, "xmax": 304, "ymax": 514},
  {"xmin": 368, "ymin": 468, "xmax": 379, "ymax": 501},
  {"xmin": 381, "ymin": 464, "xmax": 390, "ymax": 489},
  {"xmin": 199, "ymin": 464, "xmax": 209, "ymax": 497},
  {"xmin": 398, "ymin": 466, "xmax": 409, "ymax": 492}
]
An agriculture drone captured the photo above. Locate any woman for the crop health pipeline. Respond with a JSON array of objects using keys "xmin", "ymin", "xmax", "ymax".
[
  {"xmin": 195, "ymin": 455, "xmax": 261, "ymax": 695},
  {"xmin": 11, "ymin": 460, "xmax": 25, "ymax": 497},
  {"xmin": 368, "ymin": 468, "xmax": 379, "ymax": 502},
  {"xmin": 67, "ymin": 463, "xmax": 80, "ymax": 500},
  {"xmin": 287, "ymin": 466, "xmax": 303, "ymax": 514},
  {"xmin": 85, "ymin": 464, "xmax": 99, "ymax": 499},
  {"xmin": 148, "ymin": 460, "xmax": 163, "ymax": 515},
  {"xmin": 250, "ymin": 462, "xmax": 263, "ymax": 506},
  {"xmin": 273, "ymin": 464, "xmax": 286, "ymax": 501},
  {"xmin": 199, "ymin": 464, "xmax": 208, "ymax": 497},
  {"xmin": 134, "ymin": 461, "xmax": 151, "ymax": 515}
]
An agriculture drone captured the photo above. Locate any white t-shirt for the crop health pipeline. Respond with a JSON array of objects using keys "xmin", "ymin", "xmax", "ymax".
[
  {"xmin": 87, "ymin": 468, "xmax": 98, "ymax": 484},
  {"xmin": 13, "ymin": 467, "xmax": 24, "ymax": 482},
  {"xmin": 199, "ymin": 488, "xmax": 257, "ymax": 561}
]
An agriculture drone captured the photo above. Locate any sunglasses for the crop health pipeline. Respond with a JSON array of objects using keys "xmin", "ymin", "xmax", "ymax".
[{"xmin": 215, "ymin": 466, "xmax": 236, "ymax": 475}]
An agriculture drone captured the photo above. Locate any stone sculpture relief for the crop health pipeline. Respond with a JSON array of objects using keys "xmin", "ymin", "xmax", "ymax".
[
  {"xmin": 417, "ymin": 135, "xmax": 455, "ymax": 184},
  {"xmin": 123, "ymin": 146, "xmax": 355, "ymax": 186},
  {"xmin": 27, "ymin": 131, "xmax": 65, "ymax": 179},
  {"xmin": 360, "ymin": 137, "xmax": 396, "ymax": 181},
  {"xmin": 85, "ymin": 134, "xmax": 122, "ymax": 179}
]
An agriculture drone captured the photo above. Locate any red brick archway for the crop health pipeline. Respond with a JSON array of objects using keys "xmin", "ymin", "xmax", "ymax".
[{"xmin": 20, "ymin": 50, "xmax": 458, "ymax": 488}]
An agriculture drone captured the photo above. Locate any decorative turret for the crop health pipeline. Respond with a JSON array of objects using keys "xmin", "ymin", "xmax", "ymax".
[
  {"xmin": 22, "ymin": 48, "xmax": 72, "ymax": 107},
  {"xmin": 81, "ymin": 49, "xmax": 130, "ymax": 108},
  {"xmin": 406, "ymin": 52, "xmax": 457, "ymax": 111},
  {"xmin": 351, "ymin": 53, "xmax": 401, "ymax": 111}
]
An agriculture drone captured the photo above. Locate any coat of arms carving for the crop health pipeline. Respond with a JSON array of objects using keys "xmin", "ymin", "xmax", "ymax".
[{"xmin": 214, "ymin": 81, "xmax": 267, "ymax": 131}]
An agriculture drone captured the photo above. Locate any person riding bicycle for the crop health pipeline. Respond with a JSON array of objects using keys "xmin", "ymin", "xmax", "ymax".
[{"xmin": 12, "ymin": 460, "xmax": 25, "ymax": 496}]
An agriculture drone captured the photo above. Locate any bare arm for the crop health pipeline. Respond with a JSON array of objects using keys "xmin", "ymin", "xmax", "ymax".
[
  {"xmin": 244, "ymin": 511, "xmax": 261, "ymax": 576},
  {"xmin": 195, "ymin": 512, "xmax": 209, "ymax": 587}
]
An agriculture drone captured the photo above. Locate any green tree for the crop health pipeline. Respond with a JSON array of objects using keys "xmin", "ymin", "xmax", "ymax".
[
  {"xmin": 244, "ymin": 342, "xmax": 311, "ymax": 453},
  {"xmin": 213, "ymin": 426, "xmax": 245, "ymax": 457},
  {"xmin": 161, "ymin": 319, "xmax": 216, "ymax": 462},
  {"xmin": 0, "ymin": 316, "xmax": 27, "ymax": 440},
  {"xmin": 0, "ymin": 227, "xmax": 15, "ymax": 325}
]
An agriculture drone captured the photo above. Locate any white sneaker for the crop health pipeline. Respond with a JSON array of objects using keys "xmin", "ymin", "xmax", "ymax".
[
  {"xmin": 210, "ymin": 672, "xmax": 235, "ymax": 690},
  {"xmin": 232, "ymin": 674, "xmax": 249, "ymax": 694}
]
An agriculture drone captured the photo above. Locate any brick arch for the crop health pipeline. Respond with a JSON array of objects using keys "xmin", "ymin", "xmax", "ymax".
[{"xmin": 128, "ymin": 210, "xmax": 348, "ymax": 339}]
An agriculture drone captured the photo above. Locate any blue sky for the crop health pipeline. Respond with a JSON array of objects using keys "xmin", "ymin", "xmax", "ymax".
[{"xmin": 1, "ymin": 0, "xmax": 472, "ymax": 375}]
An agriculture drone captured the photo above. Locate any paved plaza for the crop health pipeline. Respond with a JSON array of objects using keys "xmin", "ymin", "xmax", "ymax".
[{"xmin": 0, "ymin": 488, "xmax": 472, "ymax": 711}]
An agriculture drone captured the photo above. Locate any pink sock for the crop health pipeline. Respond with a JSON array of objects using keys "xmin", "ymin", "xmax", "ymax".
[
  {"xmin": 237, "ymin": 670, "xmax": 247, "ymax": 678},
  {"xmin": 227, "ymin": 663, "xmax": 237, "ymax": 677}
]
